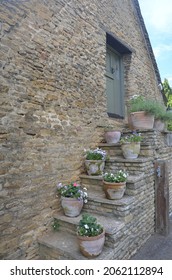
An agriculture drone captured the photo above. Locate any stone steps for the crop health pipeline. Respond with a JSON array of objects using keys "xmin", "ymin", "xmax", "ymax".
[
  {"xmin": 105, "ymin": 156, "xmax": 154, "ymax": 175},
  {"xmin": 38, "ymin": 212, "xmax": 126, "ymax": 259},
  {"xmin": 38, "ymin": 231, "xmax": 114, "ymax": 260},
  {"xmin": 83, "ymin": 190, "xmax": 135, "ymax": 221},
  {"xmin": 53, "ymin": 212, "xmax": 125, "ymax": 236},
  {"xmin": 99, "ymin": 143, "xmax": 154, "ymax": 157},
  {"xmin": 38, "ymin": 130, "xmax": 156, "ymax": 260},
  {"xmin": 80, "ymin": 173, "xmax": 146, "ymax": 195}
]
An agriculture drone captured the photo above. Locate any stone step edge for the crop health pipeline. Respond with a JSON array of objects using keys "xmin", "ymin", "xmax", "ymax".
[
  {"xmin": 53, "ymin": 212, "xmax": 125, "ymax": 236},
  {"xmin": 99, "ymin": 143, "xmax": 151, "ymax": 148},
  {"xmin": 87, "ymin": 191, "xmax": 135, "ymax": 206},
  {"xmin": 106, "ymin": 156, "xmax": 152, "ymax": 163},
  {"xmin": 38, "ymin": 231, "xmax": 114, "ymax": 260},
  {"xmin": 80, "ymin": 173, "xmax": 145, "ymax": 183}
]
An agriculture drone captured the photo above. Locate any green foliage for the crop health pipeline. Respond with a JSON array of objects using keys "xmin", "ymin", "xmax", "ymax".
[
  {"xmin": 57, "ymin": 182, "xmax": 88, "ymax": 203},
  {"xmin": 120, "ymin": 132, "xmax": 142, "ymax": 143},
  {"xmin": 128, "ymin": 94, "xmax": 172, "ymax": 121},
  {"xmin": 52, "ymin": 218, "xmax": 60, "ymax": 231},
  {"xmin": 162, "ymin": 78, "xmax": 172, "ymax": 108},
  {"xmin": 167, "ymin": 120, "xmax": 172, "ymax": 131},
  {"xmin": 84, "ymin": 148, "xmax": 107, "ymax": 160},
  {"xmin": 77, "ymin": 213, "xmax": 103, "ymax": 237},
  {"xmin": 103, "ymin": 170, "xmax": 128, "ymax": 183}
]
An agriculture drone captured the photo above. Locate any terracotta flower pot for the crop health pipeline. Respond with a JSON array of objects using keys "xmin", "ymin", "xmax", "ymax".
[
  {"xmin": 103, "ymin": 181, "xmax": 126, "ymax": 200},
  {"xmin": 61, "ymin": 197, "xmax": 83, "ymax": 217},
  {"xmin": 85, "ymin": 160, "xmax": 105, "ymax": 176},
  {"xmin": 105, "ymin": 131, "xmax": 121, "ymax": 144},
  {"xmin": 77, "ymin": 229, "xmax": 105, "ymax": 258},
  {"xmin": 121, "ymin": 142, "xmax": 140, "ymax": 159},
  {"xmin": 129, "ymin": 111, "xmax": 154, "ymax": 130}
]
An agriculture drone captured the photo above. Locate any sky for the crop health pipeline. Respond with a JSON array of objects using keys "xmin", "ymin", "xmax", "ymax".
[{"xmin": 139, "ymin": 0, "xmax": 172, "ymax": 86}]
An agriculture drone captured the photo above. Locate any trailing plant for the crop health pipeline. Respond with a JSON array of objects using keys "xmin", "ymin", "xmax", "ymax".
[
  {"xmin": 120, "ymin": 132, "xmax": 142, "ymax": 143},
  {"xmin": 103, "ymin": 170, "xmax": 128, "ymax": 183},
  {"xmin": 77, "ymin": 213, "xmax": 103, "ymax": 237},
  {"xmin": 84, "ymin": 148, "xmax": 107, "ymax": 160},
  {"xmin": 52, "ymin": 218, "xmax": 60, "ymax": 231},
  {"xmin": 57, "ymin": 182, "xmax": 88, "ymax": 203}
]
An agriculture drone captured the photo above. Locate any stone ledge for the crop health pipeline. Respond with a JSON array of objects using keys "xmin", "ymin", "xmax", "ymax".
[
  {"xmin": 107, "ymin": 156, "xmax": 152, "ymax": 163},
  {"xmin": 80, "ymin": 173, "xmax": 145, "ymax": 183},
  {"xmin": 53, "ymin": 212, "xmax": 125, "ymax": 235},
  {"xmin": 87, "ymin": 191, "xmax": 135, "ymax": 206},
  {"xmin": 38, "ymin": 231, "xmax": 114, "ymax": 260}
]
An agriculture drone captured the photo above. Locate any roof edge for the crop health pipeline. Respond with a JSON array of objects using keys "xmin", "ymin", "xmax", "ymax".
[{"xmin": 132, "ymin": 0, "xmax": 162, "ymax": 85}]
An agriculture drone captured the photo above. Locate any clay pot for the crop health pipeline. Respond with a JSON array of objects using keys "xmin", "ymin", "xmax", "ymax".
[
  {"xmin": 105, "ymin": 131, "xmax": 121, "ymax": 144},
  {"xmin": 77, "ymin": 229, "xmax": 105, "ymax": 258},
  {"xmin": 121, "ymin": 142, "xmax": 141, "ymax": 159},
  {"xmin": 103, "ymin": 181, "xmax": 126, "ymax": 200},
  {"xmin": 129, "ymin": 111, "xmax": 154, "ymax": 130},
  {"xmin": 85, "ymin": 160, "xmax": 105, "ymax": 176},
  {"xmin": 61, "ymin": 197, "xmax": 83, "ymax": 217}
]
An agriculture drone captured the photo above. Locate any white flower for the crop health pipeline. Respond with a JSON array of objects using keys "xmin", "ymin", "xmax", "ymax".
[
  {"xmin": 84, "ymin": 224, "xmax": 89, "ymax": 229},
  {"xmin": 57, "ymin": 182, "xmax": 63, "ymax": 189}
]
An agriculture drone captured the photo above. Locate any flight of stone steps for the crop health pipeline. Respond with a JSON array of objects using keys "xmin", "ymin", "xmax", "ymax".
[{"xmin": 38, "ymin": 134, "xmax": 155, "ymax": 260}]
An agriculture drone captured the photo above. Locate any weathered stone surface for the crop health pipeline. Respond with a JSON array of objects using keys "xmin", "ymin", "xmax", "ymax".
[{"xmin": 0, "ymin": 0, "xmax": 172, "ymax": 260}]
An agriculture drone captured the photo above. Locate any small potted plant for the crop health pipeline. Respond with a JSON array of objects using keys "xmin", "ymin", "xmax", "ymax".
[
  {"xmin": 120, "ymin": 132, "xmax": 142, "ymax": 159},
  {"xmin": 84, "ymin": 148, "xmax": 107, "ymax": 175},
  {"xmin": 57, "ymin": 182, "xmax": 88, "ymax": 217},
  {"xmin": 103, "ymin": 170, "xmax": 128, "ymax": 199},
  {"xmin": 77, "ymin": 213, "xmax": 105, "ymax": 258}
]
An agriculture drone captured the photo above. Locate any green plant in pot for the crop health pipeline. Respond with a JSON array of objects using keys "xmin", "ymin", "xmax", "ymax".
[
  {"xmin": 120, "ymin": 132, "xmax": 142, "ymax": 159},
  {"xmin": 103, "ymin": 170, "xmax": 128, "ymax": 199},
  {"xmin": 128, "ymin": 95, "xmax": 166, "ymax": 130},
  {"xmin": 57, "ymin": 182, "xmax": 88, "ymax": 217},
  {"xmin": 84, "ymin": 148, "xmax": 107, "ymax": 176},
  {"xmin": 77, "ymin": 213, "xmax": 105, "ymax": 258}
]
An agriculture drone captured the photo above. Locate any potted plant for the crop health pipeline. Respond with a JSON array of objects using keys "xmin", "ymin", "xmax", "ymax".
[
  {"xmin": 128, "ymin": 95, "xmax": 165, "ymax": 130},
  {"xmin": 84, "ymin": 148, "xmax": 107, "ymax": 176},
  {"xmin": 120, "ymin": 132, "xmax": 142, "ymax": 159},
  {"xmin": 57, "ymin": 182, "xmax": 88, "ymax": 217},
  {"xmin": 104, "ymin": 127, "xmax": 121, "ymax": 144},
  {"xmin": 103, "ymin": 170, "xmax": 128, "ymax": 199},
  {"xmin": 154, "ymin": 110, "xmax": 172, "ymax": 131},
  {"xmin": 77, "ymin": 213, "xmax": 105, "ymax": 258}
]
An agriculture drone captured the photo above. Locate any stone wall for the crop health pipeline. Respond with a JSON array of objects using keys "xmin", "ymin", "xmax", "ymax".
[{"xmin": 0, "ymin": 0, "xmax": 167, "ymax": 259}]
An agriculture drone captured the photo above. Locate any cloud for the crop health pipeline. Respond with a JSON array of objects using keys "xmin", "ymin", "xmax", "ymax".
[
  {"xmin": 139, "ymin": 0, "xmax": 172, "ymax": 34},
  {"xmin": 153, "ymin": 44, "xmax": 172, "ymax": 58}
]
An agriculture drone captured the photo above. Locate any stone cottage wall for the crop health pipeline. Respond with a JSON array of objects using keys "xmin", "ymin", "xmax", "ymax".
[{"xmin": 0, "ymin": 0, "xmax": 167, "ymax": 259}]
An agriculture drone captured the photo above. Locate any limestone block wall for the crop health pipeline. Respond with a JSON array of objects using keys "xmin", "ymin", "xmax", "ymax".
[{"xmin": 0, "ymin": 0, "xmax": 165, "ymax": 259}]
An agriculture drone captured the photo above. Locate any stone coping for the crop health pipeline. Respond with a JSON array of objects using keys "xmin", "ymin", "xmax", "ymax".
[
  {"xmin": 54, "ymin": 212, "xmax": 125, "ymax": 235},
  {"xmin": 80, "ymin": 173, "xmax": 145, "ymax": 183},
  {"xmin": 107, "ymin": 156, "xmax": 152, "ymax": 163},
  {"xmin": 88, "ymin": 191, "xmax": 135, "ymax": 206},
  {"xmin": 38, "ymin": 231, "xmax": 114, "ymax": 260}
]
